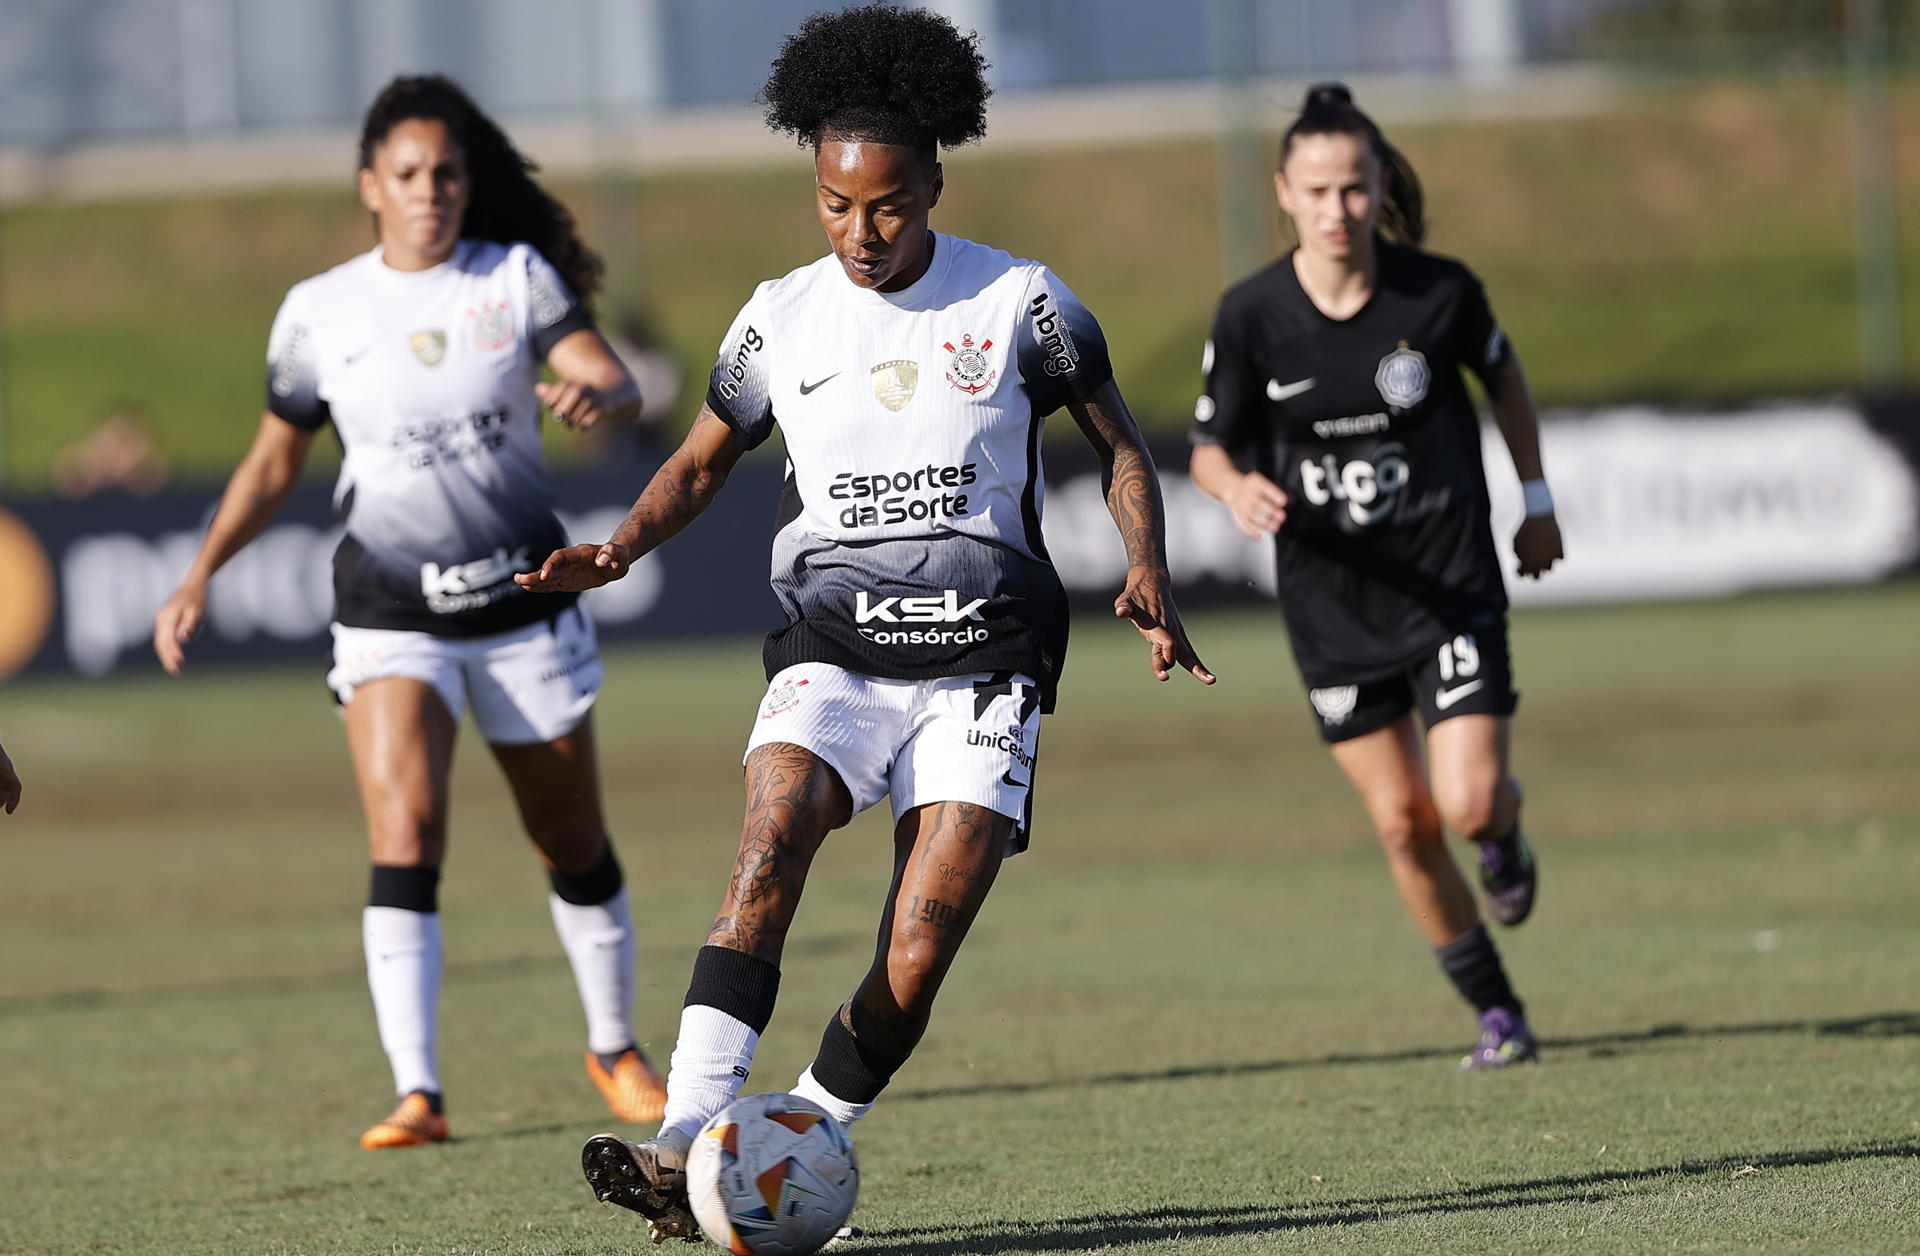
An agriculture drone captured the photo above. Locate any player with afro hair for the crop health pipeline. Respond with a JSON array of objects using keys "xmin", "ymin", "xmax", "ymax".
[
  {"xmin": 537, "ymin": 5, "xmax": 1212, "ymax": 1242},
  {"xmin": 759, "ymin": 1, "xmax": 990, "ymax": 158}
]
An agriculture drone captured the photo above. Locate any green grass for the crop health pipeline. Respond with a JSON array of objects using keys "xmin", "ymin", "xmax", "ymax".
[
  {"xmin": 8, "ymin": 77, "xmax": 1920, "ymax": 486},
  {"xmin": 3, "ymin": 586, "xmax": 1919, "ymax": 1253}
]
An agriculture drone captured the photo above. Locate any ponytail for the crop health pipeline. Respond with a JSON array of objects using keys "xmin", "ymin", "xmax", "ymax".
[{"xmin": 1280, "ymin": 82, "xmax": 1425, "ymax": 247}]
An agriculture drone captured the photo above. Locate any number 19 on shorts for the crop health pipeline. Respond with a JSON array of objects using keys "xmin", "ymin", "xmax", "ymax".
[{"xmin": 1437, "ymin": 634, "xmax": 1480, "ymax": 682}]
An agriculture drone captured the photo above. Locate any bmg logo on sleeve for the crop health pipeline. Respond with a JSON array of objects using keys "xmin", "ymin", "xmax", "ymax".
[
  {"xmin": 717, "ymin": 325, "xmax": 765, "ymax": 402},
  {"xmin": 1028, "ymin": 294, "xmax": 1079, "ymax": 377}
]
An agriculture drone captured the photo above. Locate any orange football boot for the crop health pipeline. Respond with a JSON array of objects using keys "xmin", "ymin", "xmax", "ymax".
[
  {"xmin": 586, "ymin": 1047, "xmax": 668, "ymax": 1124},
  {"xmin": 359, "ymin": 1092, "xmax": 449, "ymax": 1150}
]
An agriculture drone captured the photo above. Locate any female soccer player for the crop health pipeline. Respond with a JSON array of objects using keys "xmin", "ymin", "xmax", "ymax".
[
  {"xmin": 1190, "ymin": 84, "xmax": 1561, "ymax": 1071},
  {"xmin": 152, "ymin": 75, "xmax": 669, "ymax": 1147},
  {"xmin": 514, "ymin": 4, "xmax": 1211, "ymax": 1240}
]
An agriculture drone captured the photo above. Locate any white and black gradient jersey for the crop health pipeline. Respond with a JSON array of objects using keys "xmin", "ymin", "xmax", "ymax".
[
  {"xmin": 706, "ymin": 232, "xmax": 1113, "ymax": 711},
  {"xmin": 265, "ymin": 239, "xmax": 593, "ymax": 636}
]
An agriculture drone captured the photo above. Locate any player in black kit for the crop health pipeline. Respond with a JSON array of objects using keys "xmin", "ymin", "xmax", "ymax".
[{"xmin": 1190, "ymin": 84, "xmax": 1562, "ymax": 1070}]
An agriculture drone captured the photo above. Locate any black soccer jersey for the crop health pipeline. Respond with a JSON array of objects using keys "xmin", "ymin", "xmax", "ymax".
[{"xmin": 1191, "ymin": 243, "xmax": 1513, "ymax": 685}]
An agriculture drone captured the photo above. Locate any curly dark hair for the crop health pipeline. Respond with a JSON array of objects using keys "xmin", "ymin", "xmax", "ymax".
[
  {"xmin": 759, "ymin": 3, "xmax": 991, "ymax": 157},
  {"xmin": 1281, "ymin": 82, "xmax": 1426, "ymax": 247},
  {"xmin": 358, "ymin": 74, "xmax": 604, "ymax": 313}
]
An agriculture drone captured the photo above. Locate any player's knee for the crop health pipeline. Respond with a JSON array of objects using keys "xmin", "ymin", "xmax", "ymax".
[
  {"xmin": 1370, "ymin": 802, "xmax": 1442, "ymax": 861},
  {"xmin": 367, "ymin": 806, "xmax": 446, "ymax": 865},
  {"xmin": 528, "ymin": 816, "xmax": 608, "ymax": 874},
  {"xmin": 1435, "ymin": 781, "xmax": 1502, "ymax": 842}
]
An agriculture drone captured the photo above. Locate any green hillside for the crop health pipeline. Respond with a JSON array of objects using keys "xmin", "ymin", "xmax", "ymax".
[{"xmin": 3, "ymin": 78, "xmax": 1918, "ymax": 487}]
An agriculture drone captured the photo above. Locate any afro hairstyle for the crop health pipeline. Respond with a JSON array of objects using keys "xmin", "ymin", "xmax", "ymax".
[{"xmin": 759, "ymin": 2, "xmax": 990, "ymax": 156}]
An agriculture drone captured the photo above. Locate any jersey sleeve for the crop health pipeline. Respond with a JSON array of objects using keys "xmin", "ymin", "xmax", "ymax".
[
  {"xmin": 1450, "ymin": 266, "xmax": 1514, "ymax": 392},
  {"xmin": 704, "ymin": 285, "xmax": 776, "ymax": 450},
  {"xmin": 1190, "ymin": 292, "xmax": 1260, "ymax": 455},
  {"xmin": 1016, "ymin": 266, "xmax": 1113, "ymax": 415},
  {"xmin": 523, "ymin": 246, "xmax": 595, "ymax": 359},
  {"xmin": 264, "ymin": 285, "xmax": 330, "ymax": 431}
]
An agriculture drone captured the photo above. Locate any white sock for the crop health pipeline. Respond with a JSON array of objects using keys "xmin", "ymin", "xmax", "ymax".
[
  {"xmin": 549, "ymin": 887, "xmax": 637, "ymax": 1056},
  {"xmin": 792, "ymin": 1065, "xmax": 874, "ymax": 1127},
  {"xmin": 362, "ymin": 906, "xmax": 442, "ymax": 1097},
  {"xmin": 660, "ymin": 1004, "xmax": 758, "ymax": 1139}
]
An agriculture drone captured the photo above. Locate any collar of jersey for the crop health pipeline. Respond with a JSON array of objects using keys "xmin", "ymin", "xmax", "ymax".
[
  {"xmin": 841, "ymin": 231, "xmax": 957, "ymax": 312},
  {"xmin": 371, "ymin": 238, "xmax": 474, "ymax": 283}
]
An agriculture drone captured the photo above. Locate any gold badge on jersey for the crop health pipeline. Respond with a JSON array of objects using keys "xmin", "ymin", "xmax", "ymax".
[
  {"xmin": 410, "ymin": 329, "xmax": 448, "ymax": 367},
  {"xmin": 869, "ymin": 360, "xmax": 918, "ymax": 412}
]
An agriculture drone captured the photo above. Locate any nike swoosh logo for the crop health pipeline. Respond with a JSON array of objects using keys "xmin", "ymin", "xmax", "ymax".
[
  {"xmin": 1433, "ymin": 679, "xmax": 1486, "ymax": 710},
  {"xmin": 343, "ymin": 345, "xmax": 377, "ymax": 365},
  {"xmin": 799, "ymin": 373, "xmax": 840, "ymax": 395},
  {"xmin": 1267, "ymin": 377, "xmax": 1315, "ymax": 402}
]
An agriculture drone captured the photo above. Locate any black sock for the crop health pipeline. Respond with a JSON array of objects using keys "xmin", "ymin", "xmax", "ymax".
[
  {"xmin": 369, "ymin": 864, "xmax": 440, "ymax": 912},
  {"xmin": 408, "ymin": 1089, "xmax": 445, "ymax": 1115},
  {"xmin": 808, "ymin": 1012, "xmax": 897, "ymax": 1106},
  {"xmin": 549, "ymin": 844, "xmax": 624, "ymax": 906},
  {"xmin": 1435, "ymin": 925, "xmax": 1523, "ymax": 1017},
  {"xmin": 684, "ymin": 945, "xmax": 782, "ymax": 1034}
]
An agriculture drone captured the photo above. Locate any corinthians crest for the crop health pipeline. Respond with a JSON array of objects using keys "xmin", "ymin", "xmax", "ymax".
[
  {"xmin": 760, "ymin": 676, "xmax": 809, "ymax": 720},
  {"xmin": 943, "ymin": 333, "xmax": 996, "ymax": 395},
  {"xmin": 409, "ymin": 329, "xmax": 448, "ymax": 367},
  {"xmin": 468, "ymin": 302, "xmax": 513, "ymax": 352},
  {"xmin": 1374, "ymin": 341, "xmax": 1429, "ymax": 411},
  {"xmin": 869, "ymin": 359, "xmax": 919, "ymax": 412},
  {"xmin": 1309, "ymin": 685, "xmax": 1359, "ymax": 724}
]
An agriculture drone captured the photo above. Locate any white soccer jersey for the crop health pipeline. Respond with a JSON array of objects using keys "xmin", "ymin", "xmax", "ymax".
[
  {"xmin": 706, "ymin": 232, "xmax": 1113, "ymax": 709},
  {"xmin": 265, "ymin": 238, "xmax": 593, "ymax": 635}
]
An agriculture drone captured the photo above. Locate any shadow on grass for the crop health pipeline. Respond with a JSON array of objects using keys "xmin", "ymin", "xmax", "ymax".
[
  {"xmin": 892, "ymin": 1011, "xmax": 1920, "ymax": 1102},
  {"xmin": 0, "ymin": 930, "xmax": 868, "ymax": 1015},
  {"xmin": 857, "ymin": 1139, "xmax": 1920, "ymax": 1253}
]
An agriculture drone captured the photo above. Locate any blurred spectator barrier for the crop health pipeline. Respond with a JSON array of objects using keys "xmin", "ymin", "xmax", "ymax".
[{"xmin": 2, "ymin": 397, "xmax": 1916, "ymax": 681}]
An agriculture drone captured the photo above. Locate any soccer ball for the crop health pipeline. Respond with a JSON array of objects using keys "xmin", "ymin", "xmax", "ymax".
[{"xmin": 686, "ymin": 1092, "xmax": 859, "ymax": 1256}]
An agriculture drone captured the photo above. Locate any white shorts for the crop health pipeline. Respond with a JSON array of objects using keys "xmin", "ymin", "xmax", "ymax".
[
  {"xmin": 744, "ymin": 663, "xmax": 1042, "ymax": 856},
  {"xmin": 326, "ymin": 603, "xmax": 603, "ymax": 746}
]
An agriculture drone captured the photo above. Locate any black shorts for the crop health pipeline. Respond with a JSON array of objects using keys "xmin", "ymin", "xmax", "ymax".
[{"xmin": 1304, "ymin": 622, "xmax": 1518, "ymax": 744}]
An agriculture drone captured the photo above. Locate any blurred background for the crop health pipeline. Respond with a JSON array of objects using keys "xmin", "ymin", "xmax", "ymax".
[
  {"xmin": 0, "ymin": 0, "xmax": 1917, "ymax": 677},
  {"xmin": 5, "ymin": 12, "xmax": 1920, "ymax": 1251}
]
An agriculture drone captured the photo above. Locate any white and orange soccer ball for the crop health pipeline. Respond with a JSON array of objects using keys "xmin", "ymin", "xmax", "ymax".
[{"xmin": 686, "ymin": 1092, "xmax": 859, "ymax": 1256}]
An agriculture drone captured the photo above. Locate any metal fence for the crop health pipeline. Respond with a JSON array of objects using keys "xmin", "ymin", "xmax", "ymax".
[{"xmin": 0, "ymin": 0, "xmax": 1608, "ymax": 149}]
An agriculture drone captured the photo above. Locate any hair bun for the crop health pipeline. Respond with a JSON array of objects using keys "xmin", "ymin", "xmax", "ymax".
[{"xmin": 1304, "ymin": 81, "xmax": 1354, "ymax": 109}]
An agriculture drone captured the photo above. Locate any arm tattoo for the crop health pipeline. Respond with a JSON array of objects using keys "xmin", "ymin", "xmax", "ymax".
[
  {"xmin": 609, "ymin": 413, "xmax": 737, "ymax": 557},
  {"xmin": 613, "ymin": 449, "xmax": 719, "ymax": 557},
  {"xmin": 1074, "ymin": 392, "xmax": 1170, "ymax": 571}
]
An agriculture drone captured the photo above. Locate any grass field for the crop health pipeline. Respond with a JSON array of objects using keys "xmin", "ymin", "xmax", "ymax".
[
  {"xmin": 3, "ymin": 588, "xmax": 1919, "ymax": 1254},
  {"xmin": 7, "ymin": 77, "xmax": 1920, "ymax": 486}
]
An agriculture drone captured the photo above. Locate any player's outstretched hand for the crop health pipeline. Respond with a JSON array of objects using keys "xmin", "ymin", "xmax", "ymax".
[
  {"xmin": 514, "ymin": 542, "xmax": 631, "ymax": 593},
  {"xmin": 153, "ymin": 578, "xmax": 209, "ymax": 675},
  {"xmin": 0, "ymin": 741, "xmax": 19, "ymax": 814},
  {"xmin": 1114, "ymin": 566, "xmax": 1215, "ymax": 685},
  {"xmin": 536, "ymin": 380, "xmax": 608, "ymax": 429},
  {"xmin": 1513, "ymin": 515, "xmax": 1563, "ymax": 579}
]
